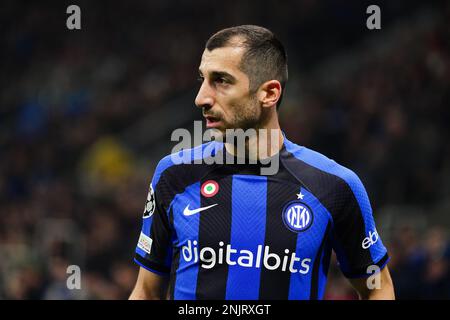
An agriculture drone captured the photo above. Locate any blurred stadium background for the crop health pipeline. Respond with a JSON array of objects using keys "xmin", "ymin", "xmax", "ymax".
[{"xmin": 1, "ymin": 0, "xmax": 449, "ymax": 299}]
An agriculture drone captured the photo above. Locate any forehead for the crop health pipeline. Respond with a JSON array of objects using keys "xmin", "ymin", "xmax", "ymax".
[{"xmin": 199, "ymin": 46, "xmax": 247, "ymax": 77}]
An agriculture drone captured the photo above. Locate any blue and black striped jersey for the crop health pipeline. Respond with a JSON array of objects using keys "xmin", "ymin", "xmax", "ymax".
[{"xmin": 134, "ymin": 136, "xmax": 389, "ymax": 300}]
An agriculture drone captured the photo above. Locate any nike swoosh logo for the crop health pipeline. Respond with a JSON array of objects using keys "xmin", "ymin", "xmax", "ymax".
[{"xmin": 183, "ymin": 203, "xmax": 218, "ymax": 216}]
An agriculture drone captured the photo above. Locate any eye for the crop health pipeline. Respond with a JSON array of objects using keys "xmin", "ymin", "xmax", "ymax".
[
  {"xmin": 197, "ymin": 76, "xmax": 204, "ymax": 83},
  {"xmin": 215, "ymin": 77, "xmax": 227, "ymax": 85}
]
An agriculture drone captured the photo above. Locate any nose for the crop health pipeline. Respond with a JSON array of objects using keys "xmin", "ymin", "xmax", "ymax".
[{"xmin": 195, "ymin": 80, "xmax": 215, "ymax": 109}]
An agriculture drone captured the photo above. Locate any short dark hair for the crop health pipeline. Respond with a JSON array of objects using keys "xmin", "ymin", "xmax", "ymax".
[{"xmin": 205, "ymin": 25, "xmax": 288, "ymax": 109}]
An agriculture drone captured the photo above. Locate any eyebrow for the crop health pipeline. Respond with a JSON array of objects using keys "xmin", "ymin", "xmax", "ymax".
[{"xmin": 198, "ymin": 69, "xmax": 237, "ymax": 83}]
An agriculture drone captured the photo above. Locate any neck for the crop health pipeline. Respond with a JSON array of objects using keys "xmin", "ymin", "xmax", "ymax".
[{"xmin": 224, "ymin": 116, "xmax": 284, "ymax": 161}]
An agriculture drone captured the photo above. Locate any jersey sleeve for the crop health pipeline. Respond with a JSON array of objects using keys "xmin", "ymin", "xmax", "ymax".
[
  {"xmin": 330, "ymin": 170, "xmax": 389, "ymax": 278},
  {"xmin": 134, "ymin": 161, "xmax": 174, "ymax": 276}
]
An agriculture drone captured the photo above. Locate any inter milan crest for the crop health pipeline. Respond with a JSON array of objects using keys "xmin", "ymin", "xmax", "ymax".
[
  {"xmin": 143, "ymin": 183, "xmax": 156, "ymax": 218},
  {"xmin": 282, "ymin": 201, "xmax": 313, "ymax": 233}
]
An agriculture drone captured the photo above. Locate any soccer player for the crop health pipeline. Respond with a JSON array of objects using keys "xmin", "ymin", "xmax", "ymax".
[{"xmin": 129, "ymin": 25, "xmax": 395, "ymax": 300}]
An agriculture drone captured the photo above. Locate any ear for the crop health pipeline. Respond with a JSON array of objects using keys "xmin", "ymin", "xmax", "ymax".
[{"xmin": 257, "ymin": 80, "xmax": 282, "ymax": 108}]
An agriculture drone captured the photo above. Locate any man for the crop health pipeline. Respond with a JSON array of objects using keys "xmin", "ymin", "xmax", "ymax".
[{"xmin": 129, "ymin": 25, "xmax": 395, "ymax": 300}]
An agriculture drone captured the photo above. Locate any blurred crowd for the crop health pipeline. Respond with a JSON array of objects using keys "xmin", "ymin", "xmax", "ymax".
[{"xmin": 0, "ymin": 1, "xmax": 449, "ymax": 299}]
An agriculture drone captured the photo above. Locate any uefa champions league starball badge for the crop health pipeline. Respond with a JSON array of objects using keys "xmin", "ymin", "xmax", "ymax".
[{"xmin": 143, "ymin": 183, "xmax": 156, "ymax": 218}]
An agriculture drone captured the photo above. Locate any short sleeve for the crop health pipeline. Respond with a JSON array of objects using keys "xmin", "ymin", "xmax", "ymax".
[
  {"xmin": 134, "ymin": 163, "xmax": 173, "ymax": 276},
  {"xmin": 330, "ymin": 171, "xmax": 389, "ymax": 278}
]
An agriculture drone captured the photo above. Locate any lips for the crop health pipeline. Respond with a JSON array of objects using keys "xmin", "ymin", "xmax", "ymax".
[{"xmin": 204, "ymin": 115, "xmax": 222, "ymax": 128}]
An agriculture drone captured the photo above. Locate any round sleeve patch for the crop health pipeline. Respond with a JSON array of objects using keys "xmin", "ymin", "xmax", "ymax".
[{"xmin": 143, "ymin": 183, "xmax": 156, "ymax": 218}]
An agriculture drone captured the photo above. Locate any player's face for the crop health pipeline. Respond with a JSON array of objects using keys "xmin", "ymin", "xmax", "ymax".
[{"xmin": 195, "ymin": 46, "xmax": 261, "ymax": 134}]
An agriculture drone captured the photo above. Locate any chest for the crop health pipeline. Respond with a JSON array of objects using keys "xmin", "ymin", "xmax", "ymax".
[{"xmin": 170, "ymin": 174, "xmax": 332, "ymax": 258}]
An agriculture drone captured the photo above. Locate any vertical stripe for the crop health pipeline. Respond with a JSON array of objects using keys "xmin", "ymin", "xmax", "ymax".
[
  {"xmin": 143, "ymin": 216, "xmax": 152, "ymax": 236},
  {"xmin": 168, "ymin": 206, "xmax": 178, "ymax": 300},
  {"xmin": 225, "ymin": 175, "xmax": 267, "ymax": 300},
  {"xmin": 288, "ymin": 187, "xmax": 332, "ymax": 300},
  {"xmin": 196, "ymin": 176, "xmax": 233, "ymax": 299},
  {"xmin": 149, "ymin": 204, "xmax": 173, "ymax": 271},
  {"xmin": 172, "ymin": 183, "xmax": 201, "ymax": 300},
  {"xmin": 318, "ymin": 238, "xmax": 332, "ymax": 299},
  {"xmin": 259, "ymin": 174, "xmax": 299, "ymax": 299},
  {"xmin": 310, "ymin": 222, "xmax": 331, "ymax": 300}
]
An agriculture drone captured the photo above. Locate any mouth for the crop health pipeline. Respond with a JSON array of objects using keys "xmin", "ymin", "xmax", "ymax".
[{"xmin": 204, "ymin": 115, "xmax": 223, "ymax": 128}]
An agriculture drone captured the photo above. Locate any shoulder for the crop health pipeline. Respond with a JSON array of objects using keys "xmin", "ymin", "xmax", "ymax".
[{"xmin": 283, "ymin": 138, "xmax": 366, "ymax": 199}]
